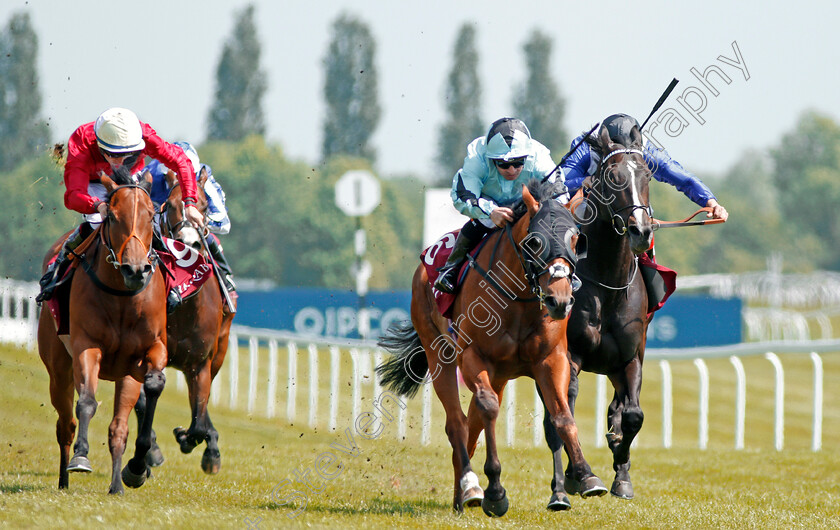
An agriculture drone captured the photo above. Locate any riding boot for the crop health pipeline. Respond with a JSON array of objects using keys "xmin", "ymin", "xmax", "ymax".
[
  {"xmin": 36, "ymin": 223, "xmax": 92, "ymax": 303},
  {"xmin": 433, "ymin": 229, "xmax": 480, "ymax": 294},
  {"xmin": 205, "ymin": 235, "xmax": 236, "ymax": 292}
]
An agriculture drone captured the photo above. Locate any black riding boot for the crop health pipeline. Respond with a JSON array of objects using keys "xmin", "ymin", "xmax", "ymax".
[
  {"xmin": 205, "ymin": 235, "xmax": 235, "ymax": 292},
  {"xmin": 433, "ymin": 229, "xmax": 481, "ymax": 294},
  {"xmin": 36, "ymin": 223, "xmax": 92, "ymax": 303}
]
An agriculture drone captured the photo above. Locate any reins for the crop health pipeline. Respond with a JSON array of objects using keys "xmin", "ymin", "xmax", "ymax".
[{"xmin": 652, "ymin": 206, "xmax": 726, "ymax": 229}]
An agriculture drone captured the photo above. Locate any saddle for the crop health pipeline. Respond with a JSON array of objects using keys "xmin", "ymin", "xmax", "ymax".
[{"xmin": 421, "ymin": 230, "xmax": 491, "ymax": 319}]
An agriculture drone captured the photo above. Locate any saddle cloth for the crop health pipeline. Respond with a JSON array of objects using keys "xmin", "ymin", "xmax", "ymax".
[
  {"xmin": 45, "ymin": 236, "xmax": 211, "ymax": 335},
  {"xmin": 420, "ymin": 230, "xmax": 488, "ymax": 319}
]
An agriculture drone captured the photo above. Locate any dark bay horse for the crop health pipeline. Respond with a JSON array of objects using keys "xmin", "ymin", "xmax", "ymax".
[
  {"xmin": 38, "ymin": 168, "xmax": 168, "ymax": 494},
  {"xmin": 135, "ymin": 167, "xmax": 234, "ymax": 474},
  {"xmin": 541, "ymin": 124, "xmax": 654, "ymax": 503},
  {"xmin": 377, "ymin": 180, "xmax": 605, "ymax": 516}
]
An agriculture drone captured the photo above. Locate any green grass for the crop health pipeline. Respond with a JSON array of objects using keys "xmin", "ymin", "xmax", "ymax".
[{"xmin": 2, "ymin": 343, "xmax": 840, "ymax": 529}]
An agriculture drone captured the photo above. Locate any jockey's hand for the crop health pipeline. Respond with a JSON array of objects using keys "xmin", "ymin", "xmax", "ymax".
[
  {"xmin": 490, "ymin": 207, "xmax": 514, "ymax": 228},
  {"xmin": 706, "ymin": 199, "xmax": 729, "ymax": 221},
  {"xmin": 185, "ymin": 204, "xmax": 204, "ymax": 229}
]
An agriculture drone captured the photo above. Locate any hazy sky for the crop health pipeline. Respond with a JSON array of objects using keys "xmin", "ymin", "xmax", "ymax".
[{"xmin": 3, "ymin": 1, "xmax": 837, "ymax": 184}]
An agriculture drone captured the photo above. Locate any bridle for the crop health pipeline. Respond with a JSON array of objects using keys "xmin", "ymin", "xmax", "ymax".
[
  {"xmin": 102, "ymin": 183, "xmax": 156, "ymax": 269},
  {"xmin": 161, "ymin": 182, "xmax": 208, "ymax": 239},
  {"xmin": 589, "ymin": 148, "xmax": 653, "ymax": 236}
]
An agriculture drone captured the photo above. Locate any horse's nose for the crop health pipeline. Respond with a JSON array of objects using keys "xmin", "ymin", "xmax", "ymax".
[
  {"xmin": 120, "ymin": 263, "xmax": 153, "ymax": 288},
  {"xmin": 543, "ymin": 295, "xmax": 573, "ymax": 320},
  {"xmin": 628, "ymin": 223, "xmax": 653, "ymax": 253}
]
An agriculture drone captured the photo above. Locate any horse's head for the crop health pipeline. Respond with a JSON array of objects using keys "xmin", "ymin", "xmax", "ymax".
[
  {"xmin": 518, "ymin": 183, "xmax": 586, "ymax": 320},
  {"xmin": 100, "ymin": 167, "xmax": 156, "ymax": 290},
  {"xmin": 160, "ymin": 168, "xmax": 208, "ymax": 251},
  {"xmin": 585, "ymin": 125, "xmax": 654, "ymax": 254}
]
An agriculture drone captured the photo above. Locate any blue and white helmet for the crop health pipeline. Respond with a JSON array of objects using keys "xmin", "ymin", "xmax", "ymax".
[
  {"xmin": 174, "ymin": 141, "xmax": 200, "ymax": 176},
  {"xmin": 485, "ymin": 117, "xmax": 533, "ymax": 161}
]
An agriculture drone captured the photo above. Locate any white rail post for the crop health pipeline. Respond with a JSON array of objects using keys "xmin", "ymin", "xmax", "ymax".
[
  {"xmin": 810, "ymin": 352, "xmax": 823, "ymax": 452},
  {"xmin": 247, "ymin": 336, "xmax": 259, "ymax": 414},
  {"xmin": 228, "ymin": 331, "xmax": 239, "ymax": 409},
  {"xmin": 764, "ymin": 352, "xmax": 785, "ymax": 451},
  {"xmin": 287, "ymin": 342, "xmax": 298, "ymax": 422},
  {"xmin": 533, "ymin": 385, "xmax": 543, "ymax": 447},
  {"xmin": 308, "ymin": 344, "xmax": 319, "ymax": 429},
  {"xmin": 729, "ymin": 356, "xmax": 746, "ymax": 450},
  {"xmin": 350, "ymin": 348, "xmax": 361, "ymax": 421},
  {"xmin": 505, "ymin": 379, "xmax": 516, "ymax": 447},
  {"xmin": 329, "ymin": 346, "xmax": 340, "ymax": 431},
  {"xmin": 595, "ymin": 375, "xmax": 607, "ymax": 448},
  {"xmin": 659, "ymin": 360, "xmax": 672, "ymax": 448},
  {"xmin": 267, "ymin": 339, "xmax": 278, "ymax": 418},
  {"xmin": 373, "ymin": 350, "xmax": 383, "ymax": 402},
  {"xmin": 694, "ymin": 359, "xmax": 709, "ymax": 450},
  {"xmin": 422, "ymin": 380, "xmax": 432, "ymax": 446}
]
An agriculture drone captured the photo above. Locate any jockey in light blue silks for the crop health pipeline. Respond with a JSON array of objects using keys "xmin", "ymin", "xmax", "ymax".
[
  {"xmin": 434, "ymin": 117, "xmax": 569, "ymax": 294},
  {"xmin": 562, "ymin": 113, "xmax": 728, "ymax": 224},
  {"xmin": 145, "ymin": 141, "xmax": 236, "ymax": 293}
]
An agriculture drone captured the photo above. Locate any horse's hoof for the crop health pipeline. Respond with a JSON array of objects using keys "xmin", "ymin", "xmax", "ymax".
[
  {"xmin": 564, "ymin": 473, "xmax": 580, "ymax": 496},
  {"xmin": 173, "ymin": 427, "xmax": 197, "ymax": 454},
  {"xmin": 201, "ymin": 448, "xmax": 221, "ymax": 475},
  {"xmin": 67, "ymin": 455, "xmax": 92, "ymax": 473},
  {"xmin": 547, "ymin": 491, "xmax": 572, "ymax": 511},
  {"xmin": 145, "ymin": 444, "xmax": 165, "ymax": 467},
  {"xmin": 610, "ymin": 479, "xmax": 634, "ymax": 500},
  {"xmin": 121, "ymin": 462, "xmax": 151, "ymax": 488},
  {"xmin": 580, "ymin": 475, "xmax": 608, "ymax": 498},
  {"xmin": 462, "ymin": 486, "xmax": 484, "ymax": 508},
  {"xmin": 481, "ymin": 491, "xmax": 509, "ymax": 517}
]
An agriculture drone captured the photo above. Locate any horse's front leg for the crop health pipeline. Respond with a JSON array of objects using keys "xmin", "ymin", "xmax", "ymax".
[
  {"xmin": 68, "ymin": 345, "xmax": 101, "ymax": 474},
  {"xmin": 134, "ymin": 387, "xmax": 164, "ymax": 467},
  {"xmin": 534, "ymin": 352, "xmax": 607, "ymax": 503},
  {"xmin": 175, "ymin": 360, "xmax": 221, "ymax": 474},
  {"xmin": 607, "ymin": 355, "xmax": 644, "ymax": 499},
  {"xmin": 123, "ymin": 338, "xmax": 167, "ymax": 488},
  {"xmin": 108, "ymin": 375, "xmax": 142, "ymax": 494}
]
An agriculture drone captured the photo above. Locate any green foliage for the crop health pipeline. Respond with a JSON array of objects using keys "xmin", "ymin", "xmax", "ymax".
[
  {"xmin": 206, "ymin": 4, "xmax": 267, "ymax": 141},
  {"xmin": 0, "ymin": 11, "xmax": 49, "ymax": 171},
  {"xmin": 435, "ymin": 24, "xmax": 484, "ymax": 186},
  {"xmin": 512, "ymin": 30, "xmax": 567, "ymax": 159},
  {"xmin": 0, "ymin": 154, "xmax": 76, "ymax": 280},
  {"xmin": 197, "ymin": 137, "xmax": 421, "ymax": 289},
  {"xmin": 322, "ymin": 14, "xmax": 381, "ymax": 163}
]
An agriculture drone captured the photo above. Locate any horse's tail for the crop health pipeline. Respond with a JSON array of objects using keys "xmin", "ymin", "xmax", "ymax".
[{"xmin": 376, "ymin": 320, "xmax": 427, "ymax": 399}]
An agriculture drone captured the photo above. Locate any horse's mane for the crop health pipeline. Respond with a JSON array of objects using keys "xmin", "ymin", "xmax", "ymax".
[
  {"xmin": 110, "ymin": 165, "xmax": 135, "ymax": 186},
  {"xmin": 510, "ymin": 178, "xmax": 566, "ymax": 221}
]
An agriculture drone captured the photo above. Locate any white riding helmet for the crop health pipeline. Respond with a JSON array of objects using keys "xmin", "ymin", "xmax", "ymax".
[
  {"xmin": 94, "ymin": 107, "xmax": 145, "ymax": 153},
  {"xmin": 485, "ymin": 117, "xmax": 533, "ymax": 161},
  {"xmin": 174, "ymin": 141, "xmax": 200, "ymax": 175}
]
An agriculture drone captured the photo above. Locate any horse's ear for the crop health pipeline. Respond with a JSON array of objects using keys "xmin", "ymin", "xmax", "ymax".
[
  {"xmin": 630, "ymin": 126, "xmax": 643, "ymax": 148},
  {"xmin": 598, "ymin": 124, "xmax": 613, "ymax": 150},
  {"xmin": 197, "ymin": 166, "xmax": 208, "ymax": 189},
  {"xmin": 165, "ymin": 169, "xmax": 177, "ymax": 187},
  {"xmin": 101, "ymin": 175, "xmax": 117, "ymax": 193},
  {"xmin": 522, "ymin": 185, "xmax": 540, "ymax": 216},
  {"xmin": 139, "ymin": 170, "xmax": 153, "ymax": 193}
]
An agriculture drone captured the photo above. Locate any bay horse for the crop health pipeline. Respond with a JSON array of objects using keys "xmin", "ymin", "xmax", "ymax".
[
  {"xmin": 377, "ymin": 180, "xmax": 605, "ymax": 516},
  {"xmin": 539, "ymin": 124, "xmax": 655, "ymax": 503},
  {"xmin": 135, "ymin": 167, "xmax": 234, "ymax": 474},
  {"xmin": 37, "ymin": 167, "xmax": 168, "ymax": 494}
]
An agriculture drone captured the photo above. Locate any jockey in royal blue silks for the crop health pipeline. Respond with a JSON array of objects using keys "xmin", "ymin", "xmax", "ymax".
[
  {"xmin": 562, "ymin": 113, "xmax": 729, "ymax": 223},
  {"xmin": 434, "ymin": 117, "xmax": 569, "ymax": 294},
  {"xmin": 145, "ymin": 141, "xmax": 236, "ymax": 293}
]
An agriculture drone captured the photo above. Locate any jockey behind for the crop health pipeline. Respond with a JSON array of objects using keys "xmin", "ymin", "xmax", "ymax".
[
  {"xmin": 145, "ymin": 141, "xmax": 236, "ymax": 292},
  {"xmin": 434, "ymin": 117, "xmax": 568, "ymax": 294},
  {"xmin": 562, "ymin": 113, "xmax": 729, "ymax": 223},
  {"xmin": 36, "ymin": 107, "xmax": 202, "ymax": 302}
]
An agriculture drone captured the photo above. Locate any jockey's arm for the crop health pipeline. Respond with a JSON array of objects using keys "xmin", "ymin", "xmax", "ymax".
[
  {"xmin": 451, "ymin": 166, "xmax": 497, "ymax": 220},
  {"xmin": 560, "ymin": 138, "xmax": 594, "ymax": 196},
  {"xmin": 645, "ymin": 145, "xmax": 728, "ymax": 220}
]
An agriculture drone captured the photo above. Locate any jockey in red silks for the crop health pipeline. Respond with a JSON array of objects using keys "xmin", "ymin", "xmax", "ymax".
[{"xmin": 37, "ymin": 107, "xmax": 202, "ymax": 302}]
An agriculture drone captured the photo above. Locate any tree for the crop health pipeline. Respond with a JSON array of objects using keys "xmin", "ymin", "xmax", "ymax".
[
  {"xmin": 436, "ymin": 24, "xmax": 484, "ymax": 185},
  {"xmin": 0, "ymin": 11, "xmax": 49, "ymax": 171},
  {"xmin": 206, "ymin": 5, "xmax": 267, "ymax": 141},
  {"xmin": 512, "ymin": 30, "xmax": 567, "ymax": 159},
  {"xmin": 322, "ymin": 14, "xmax": 381, "ymax": 163}
]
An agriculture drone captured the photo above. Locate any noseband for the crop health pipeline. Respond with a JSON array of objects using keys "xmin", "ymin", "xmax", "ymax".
[{"xmin": 593, "ymin": 148, "xmax": 653, "ymax": 236}]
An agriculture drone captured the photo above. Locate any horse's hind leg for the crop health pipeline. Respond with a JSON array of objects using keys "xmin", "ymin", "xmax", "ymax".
[
  {"xmin": 606, "ymin": 356, "xmax": 644, "ymax": 499},
  {"xmin": 174, "ymin": 361, "xmax": 221, "ymax": 474},
  {"xmin": 39, "ymin": 318, "xmax": 77, "ymax": 489},
  {"xmin": 134, "ymin": 387, "xmax": 164, "ymax": 467},
  {"xmin": 68, "ymin": 346, "xmax": 101, "ymax": 474},
  {"xmin": 534, "ymin": 355, "xmax": 606, "ymax": 501},
  {"xmin": 108, "ymin": 376, "xmax": 142, "ymax": 494}
]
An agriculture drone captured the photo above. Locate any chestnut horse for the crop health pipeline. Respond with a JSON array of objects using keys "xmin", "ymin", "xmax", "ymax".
[
  {"xmin": 377, "ymin": 180, "xmax": 605, "ymax": 516},
  {"xmin": 135, "ymin": 167, "xmax": 234, "ymax": 474},
  {"xmin": 38, "ymin": 167, "xmax": 167, "ymax": 494},
  {"xmin": 540, "ymin": 124, "xmax": 655, "ymax": 503}
]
